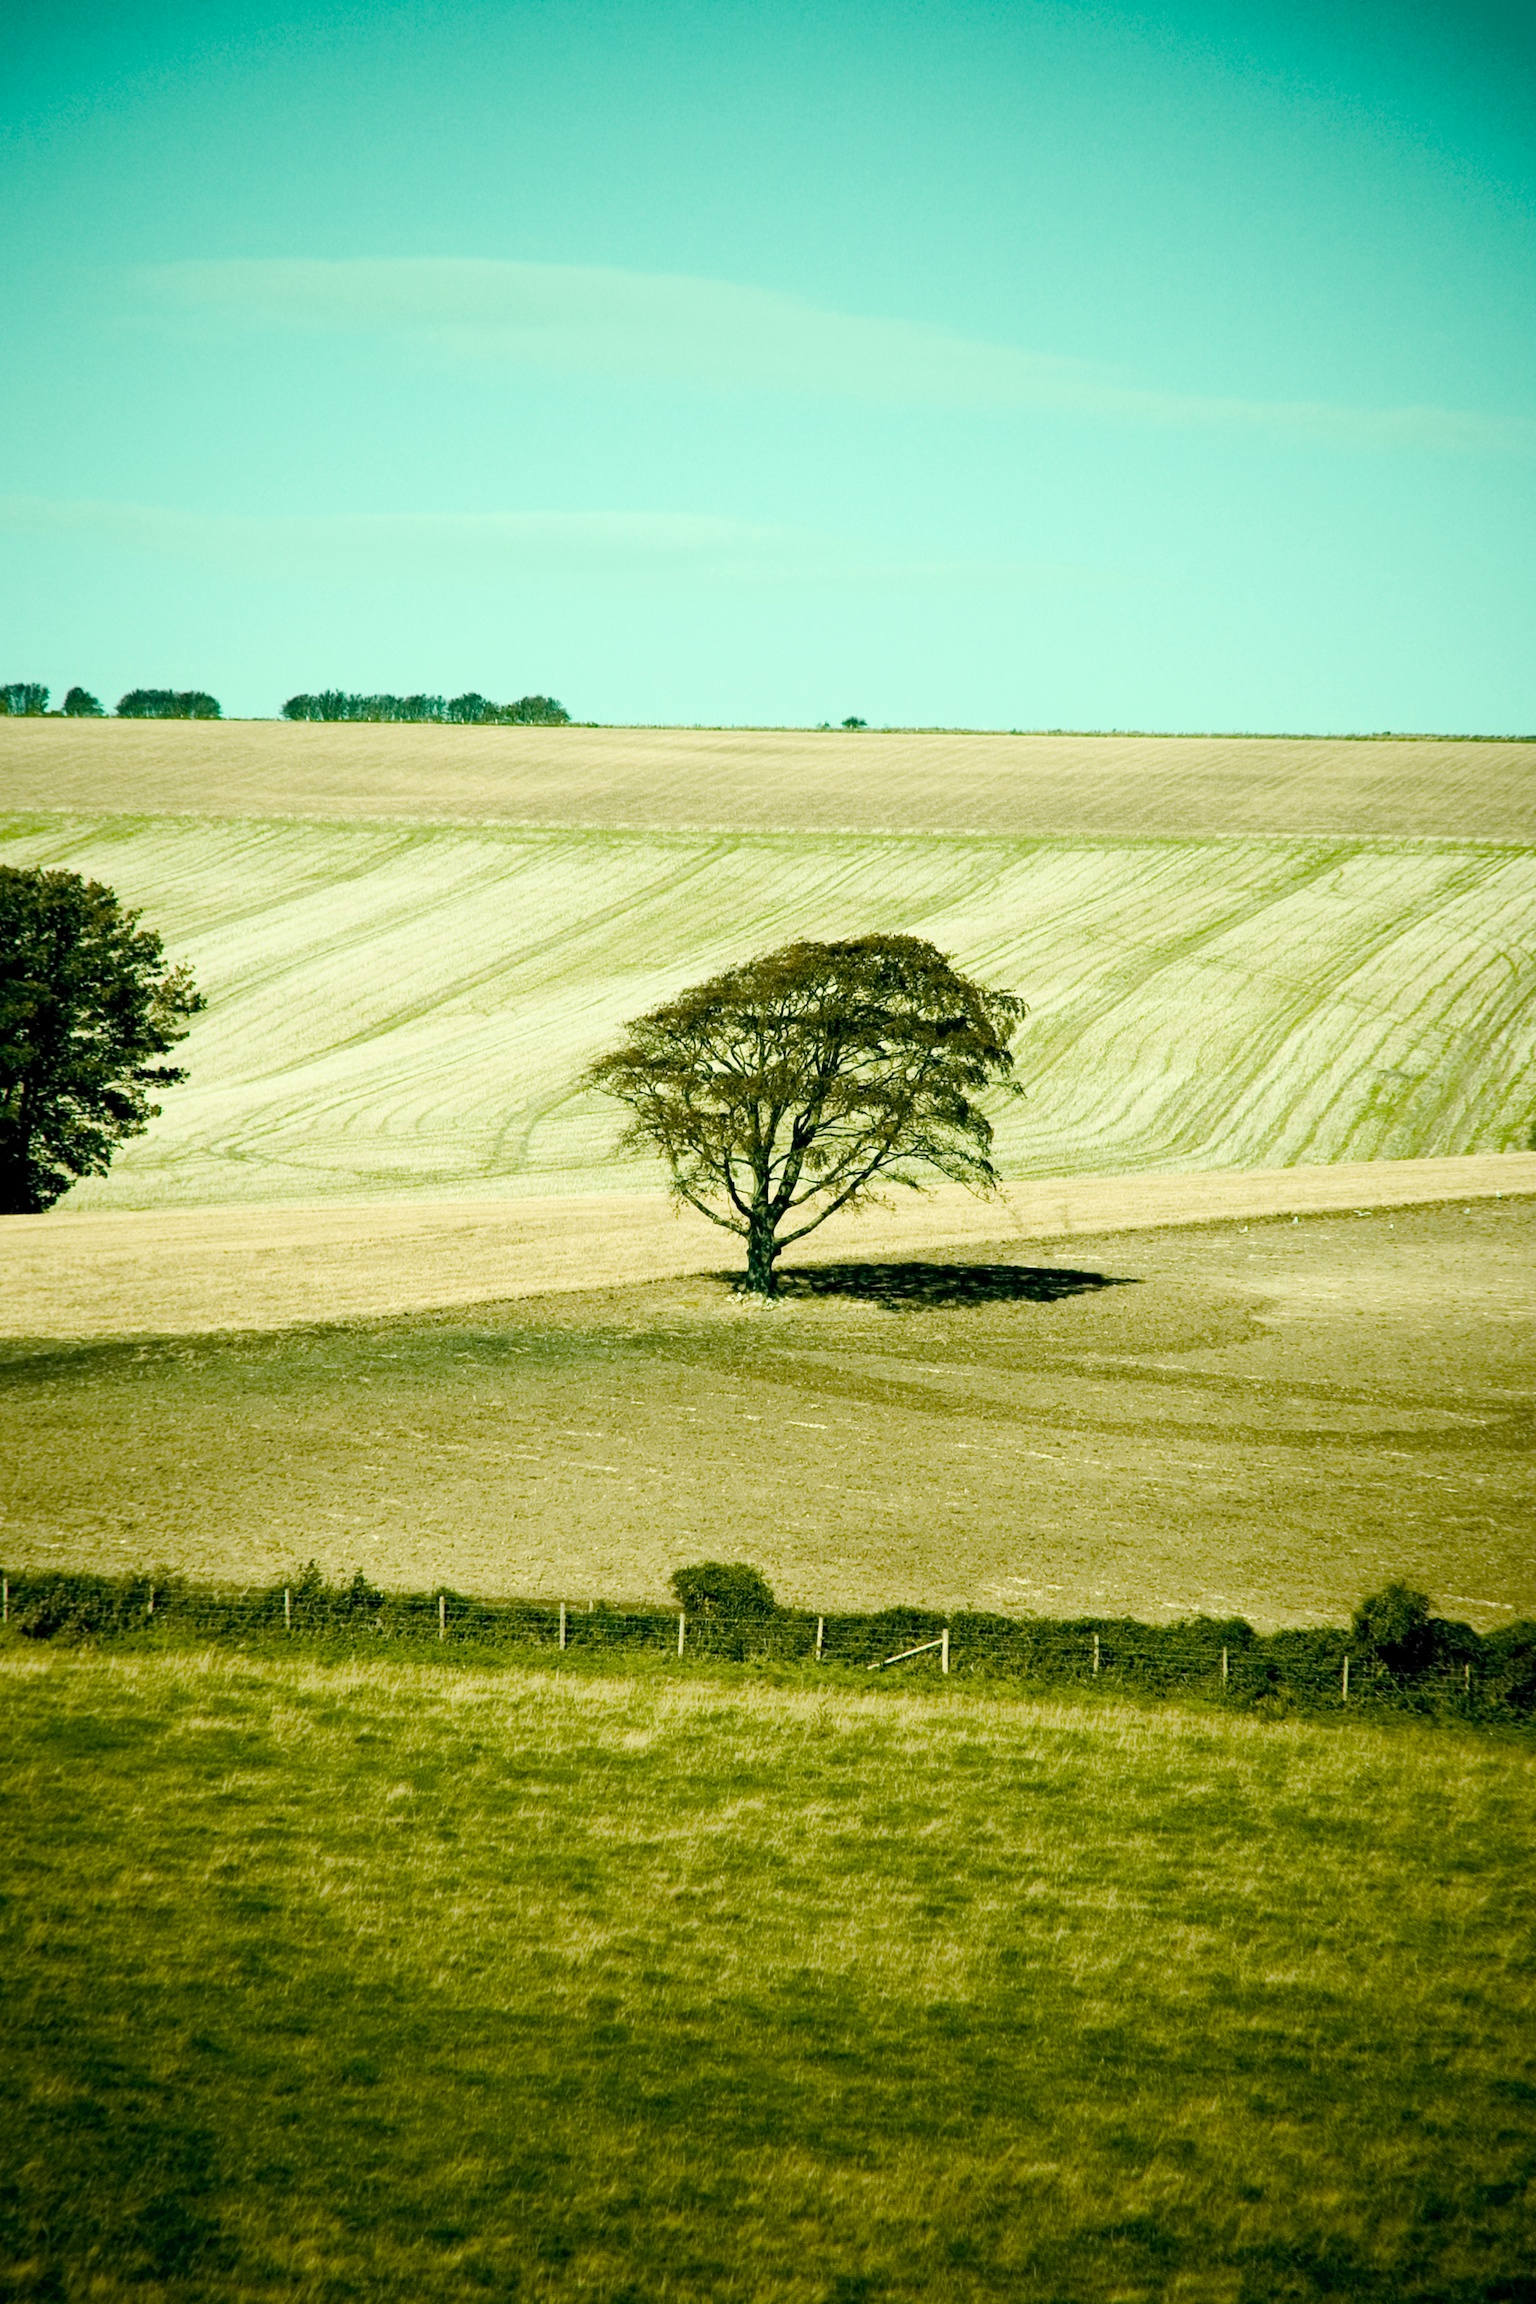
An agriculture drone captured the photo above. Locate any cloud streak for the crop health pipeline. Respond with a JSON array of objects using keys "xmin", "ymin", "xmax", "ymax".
[
  {"xmin": 0, "ymin": 496, "xmax": 1072, "ymax": 589},
  {"xmin": 133, "ymin": 257, "xmax": 1536, "ymax": 455}
]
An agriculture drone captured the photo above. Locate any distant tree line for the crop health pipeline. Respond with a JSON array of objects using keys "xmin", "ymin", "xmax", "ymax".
[
  {"xmin": 3, "ymin": 681, "xmax": 568, "ymax": 723},
  {"xmin": 280, "ymin": 690, "xmax": 569, "ymax": 725},
  {"xmin": 1, "ymin": 684, "xmax": 221, "ymax": 719},
  {"xmin": 118, "ymin": 689, "xmax": 222, "ymax": 719}
]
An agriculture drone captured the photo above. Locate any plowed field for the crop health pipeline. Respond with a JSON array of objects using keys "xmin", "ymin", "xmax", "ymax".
[{"xmin": 2, "ymin": 811, "xmax": 1531, "ymax": 1208}]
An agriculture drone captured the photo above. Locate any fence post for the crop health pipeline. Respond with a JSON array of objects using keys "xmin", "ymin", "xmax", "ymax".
[
  {"xmin": 438, "ymin": 1593, "xmax": 446, "ymax": 1643},
  {"xmin": 2, "ymin": 1574, "xmax": 8, "ymax": 1625},
  {"xmin": 941, "ymin": 1626, "xmax": 950, "ymax": 1676},
  {"xmin": 147, "ymin": 1586, "xmax": 155, "ymax": 1617},
  {"xmin": 1092, "ymin": 1632, "xmax": 1100, "ymax": 1675},
  {"xmin": 1341, "ymin": 1653, "xmax": 1350, "ymax": 1703},
  {"xmin": 1221, "ymin": 1645, "xmax": 1228, "ymax": 1685},
  {"xmin": 284, "ymin": 1586, "xmax": 291, "ymax": 1632},
  {"xmin": 677, "ymin": 1612, "xmax": 686, "ymax": 1658},
  {"xmin": 815, "ymin": 1615, "xmax": 824, "ymax": 1663},
  {"xmin": 559, "ymin": 1601, "xmax": 567, "ymax": 1652}
]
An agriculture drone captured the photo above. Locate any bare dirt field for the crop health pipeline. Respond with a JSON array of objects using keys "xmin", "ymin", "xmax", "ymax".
[
  {"xmin": 4, "ymin": 1154, "xmax": 1532, "ymax": 1338},
  {"xmin": 4, "ymin": 715, "xmax": 1534, "ymax": 840},
  {"xmin": 4, "ymin": 1194, "xmax": 1531, "ymax": 1634}
]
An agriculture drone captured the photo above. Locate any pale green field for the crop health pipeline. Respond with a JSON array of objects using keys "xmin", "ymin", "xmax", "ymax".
[{"xmin": 2, "ymin": 808, "xmax": 1531, "ymax": 1209}]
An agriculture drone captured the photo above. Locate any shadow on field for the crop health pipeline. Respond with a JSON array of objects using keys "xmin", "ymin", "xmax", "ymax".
[{"xmin": 773, "ymin": 1261, "xmax": 1138, "ymax": 1308}]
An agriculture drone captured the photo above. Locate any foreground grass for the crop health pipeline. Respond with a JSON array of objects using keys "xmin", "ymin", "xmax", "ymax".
[{"xmin": 4, "ymin": 1648, "xmax": 1535, "ymax": 2302}]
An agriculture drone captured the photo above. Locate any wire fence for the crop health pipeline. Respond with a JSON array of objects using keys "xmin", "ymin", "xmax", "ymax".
[{"xmin": 3, "ymin": 1567, "xmax": 1533, "ymax": 1727}]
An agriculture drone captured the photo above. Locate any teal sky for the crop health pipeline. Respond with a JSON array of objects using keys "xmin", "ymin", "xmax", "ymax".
[{"xmin": 3, "ymin": 0, "xmax": 1533, "ymax": 729}]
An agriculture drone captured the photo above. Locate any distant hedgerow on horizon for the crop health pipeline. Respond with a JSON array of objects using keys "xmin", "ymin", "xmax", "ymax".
[
  {"xmin": 117, "ymin": 688, "xmax": 222, "ymax": 720},
  {"xmin": 280, "ymin": 690, "xmax": 570, "ymax": 726}
]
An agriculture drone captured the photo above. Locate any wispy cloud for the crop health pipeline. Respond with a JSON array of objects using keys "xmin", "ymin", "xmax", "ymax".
[
  {"xmin": 133, "ymin": 257, "xmax": 1535, "ymax": 455},
  {"xmin": 0, "ymin": 496, "xmax": 1071, "ymax": 588}
]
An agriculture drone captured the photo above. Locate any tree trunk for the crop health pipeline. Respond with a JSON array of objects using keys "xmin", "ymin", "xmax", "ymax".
[{"xmin": 744, "ymin": 1206, "xmax": 779, "ymax": 1296}]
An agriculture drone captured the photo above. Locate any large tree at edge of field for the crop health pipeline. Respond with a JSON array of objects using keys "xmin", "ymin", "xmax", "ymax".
[
  {"xmin": 585, "ymin": 934, "xmax": 1025, "ymax": 1295},
  {"xmin": 0, "ymin": 866, "xmax": 205, "ymax": 1214}
]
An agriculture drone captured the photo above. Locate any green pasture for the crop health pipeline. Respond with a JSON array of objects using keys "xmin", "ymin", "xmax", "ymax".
[
  {"xmin": 2, "ymin": 811, "xmax": 1532, "ymax": 1207},
  {"xmin": 5, "ymin": 1644, "xmax": 1534, "ymax": 2302}
]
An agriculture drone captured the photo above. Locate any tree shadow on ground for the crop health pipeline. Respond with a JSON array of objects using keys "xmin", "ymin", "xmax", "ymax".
[{"xmin": 770, "ymin": 1261, "xmax": 1140, "ymax": 1309}]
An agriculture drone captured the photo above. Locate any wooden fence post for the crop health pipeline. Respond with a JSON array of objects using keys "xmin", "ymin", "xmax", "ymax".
[
  {"xmin": 2, "ymin": 1575, "xmax": 8, "ymax": 1625},
  {"xmin": 438, "ymin": 1593, "xmax": 446, "ymax": 1643},
  {"xmin": 1221, "ymin": 1645, "xmax": 1229, "ymax": 1685},
  {"xmin": 941, "ymin": 1626, "xmax": 950, "ymax": 1676},
  {"xmin": 559, "ymin": 1601, "xmax": 567, "ymax": 1652},
  {"xmin": 283, "ymin": 1586, "xmax": 291, "ymax": 1632},
  {"xmin": 677, "ymin": 1612, "xmax": 686, "ymax": 1658},
  {"xmin": 1342, "ymin": 1653, "xmax": 1350, "ymax": 1702},
  {"xmin": 147, "ymin": 1586, "xmax": 155, "ymax": 1617},
  {"xmin": 815, "ymin": 1615, "xmax": 824, "ymax": 1663},
  {"xmin": 1092, "ymin": 1632, "xmax": 1100, "ymax": 1675}
]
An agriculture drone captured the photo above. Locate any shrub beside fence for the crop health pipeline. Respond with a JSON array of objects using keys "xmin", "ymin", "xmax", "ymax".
[{"xmin": 4, "ymin": 1563, "xmax": 1534, "ymax": 1727}]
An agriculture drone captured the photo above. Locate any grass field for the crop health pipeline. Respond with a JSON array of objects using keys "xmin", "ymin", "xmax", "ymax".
[
  {"xmin": 5, "ymin": 1201, "xmax": 1532, "ymax": 1630},
  {"xmin": 2, "ymin": 810, "xmax": 1531, "ymax": 1208},
  {"xmin": 5, "ymin": 1642, "xmax": 1534, "ymax": 2303}
]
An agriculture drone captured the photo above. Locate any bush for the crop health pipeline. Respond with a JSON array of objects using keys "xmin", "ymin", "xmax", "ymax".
[
  {"xmin": 1482, "ymin": 1621, "xmax": 1536, "ymax": 1714},
  {"xmin": 1352, "ymin": 1582, "xmax": 1435, "ymax": 1674},
  {"xmin": 669, "ymin": 1562, "xmax": 779, "ymax": 1619},
  {"xmin": 11, "ymin": 1570, "xmax": 171, "ymax": 1641},
  {"xmin": 264, "ymin": 1560, "xmax": 385, "ymax": 1632},
  {"xmin": 116, "ymin": 690, "xmax": 221, "ymax": 720},
  {"xmin": 61, "ymin": 687, "xmax": 103, "ymax": 717}
]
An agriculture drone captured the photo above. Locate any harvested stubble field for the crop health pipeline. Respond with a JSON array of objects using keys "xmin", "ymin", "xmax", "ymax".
[
  {"xmin": 2, "ymin": 723, "xmax": 1533, "ymax": 1209},
  {"xmin": 5, "ymin": 715, "xmax": 1536, "ymax": 840},
  {"xmin": 4, "ymin": 1642, "xmax": 1534, "ymax": 2303},
  {"xmin": 5, "ymin": 1199, "xmax": 1533, "ymax": 1632}
]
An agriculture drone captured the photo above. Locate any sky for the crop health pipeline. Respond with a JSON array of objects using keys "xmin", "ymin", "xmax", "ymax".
[{"xmin": 2, "ymin": 0, "xmax": 1533, "ymax": 730}]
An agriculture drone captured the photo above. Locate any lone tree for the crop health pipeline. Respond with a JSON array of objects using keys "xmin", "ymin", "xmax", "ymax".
[
  {"xmin": 585, "ymin": 934, "xmax": 1025, "ymax": 1295},
  {"xmin": 0, "ymin": 866, "xmax": 205, "ymax": 1213}
]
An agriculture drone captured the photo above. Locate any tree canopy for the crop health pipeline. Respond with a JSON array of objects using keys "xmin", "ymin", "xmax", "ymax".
[
  {"xmin": 116, "ymin": 689, "xmax": 221, "ymax": 720},
  {"xmin": 1, "ymin": 683, "xmax": 49, "ymax": 716},
  {"xmin": 280, "ymin": 690, "xmax": 569, "ymax": 725},
  {"xmin": 62, "ymin": 687, "xmax": 104, "ymax": 717},
  {"xmin": 585, "ymin": 934, "xmax": 1025, "ymax": 1294},
  {"xmin": 0, "ymin": 867, "xmax": 205, "ymax": 1213}
]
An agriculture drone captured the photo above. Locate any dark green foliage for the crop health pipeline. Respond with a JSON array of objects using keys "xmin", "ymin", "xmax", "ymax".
[
  {"xmin": 61, "ymin": 686, "xmax": 103, "ymax": 716},
  {"xmin": 1354, "ymin": 1581, "xmax": 1434, "ymax": 1672},
  {"xmin": 0, "ymin": 865, "xmax": 204, "ymax": 1212},
  {"xmin": 115, "ymin": 689, "xmax": 221, "ymax": 719},
  {"xmin": 1, "ymin": 681, "xmax": 49, "ymax": 715},
  {"xmin": 1, "ymin": 1567, "xmax": 1527, "ymax": 1727},
  {"xmin": 279, "ymin": 690, "xmax": 570, "ymax": 724},
  {"xmin": 9, "ymin": 1569, "xmax": 172, "ymax": 1641},
  {"xmin": 586, "ymin": 934, "xmax": 1026, "ymax": 1293},
  {"xmin": 841, "ymin": 714, "xmax": 868, "ymax": 728},
  {"xmin": 1481, "ymin": 1621, "xmax": 1536, "ymax": 1714},
  {"xmin": 501, "ymin": 692, "xmax": 570, "ymax": 723},
  {"xmin": 669, "ymin": 1561, "xmax": 779, "ymax": 1619}
]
